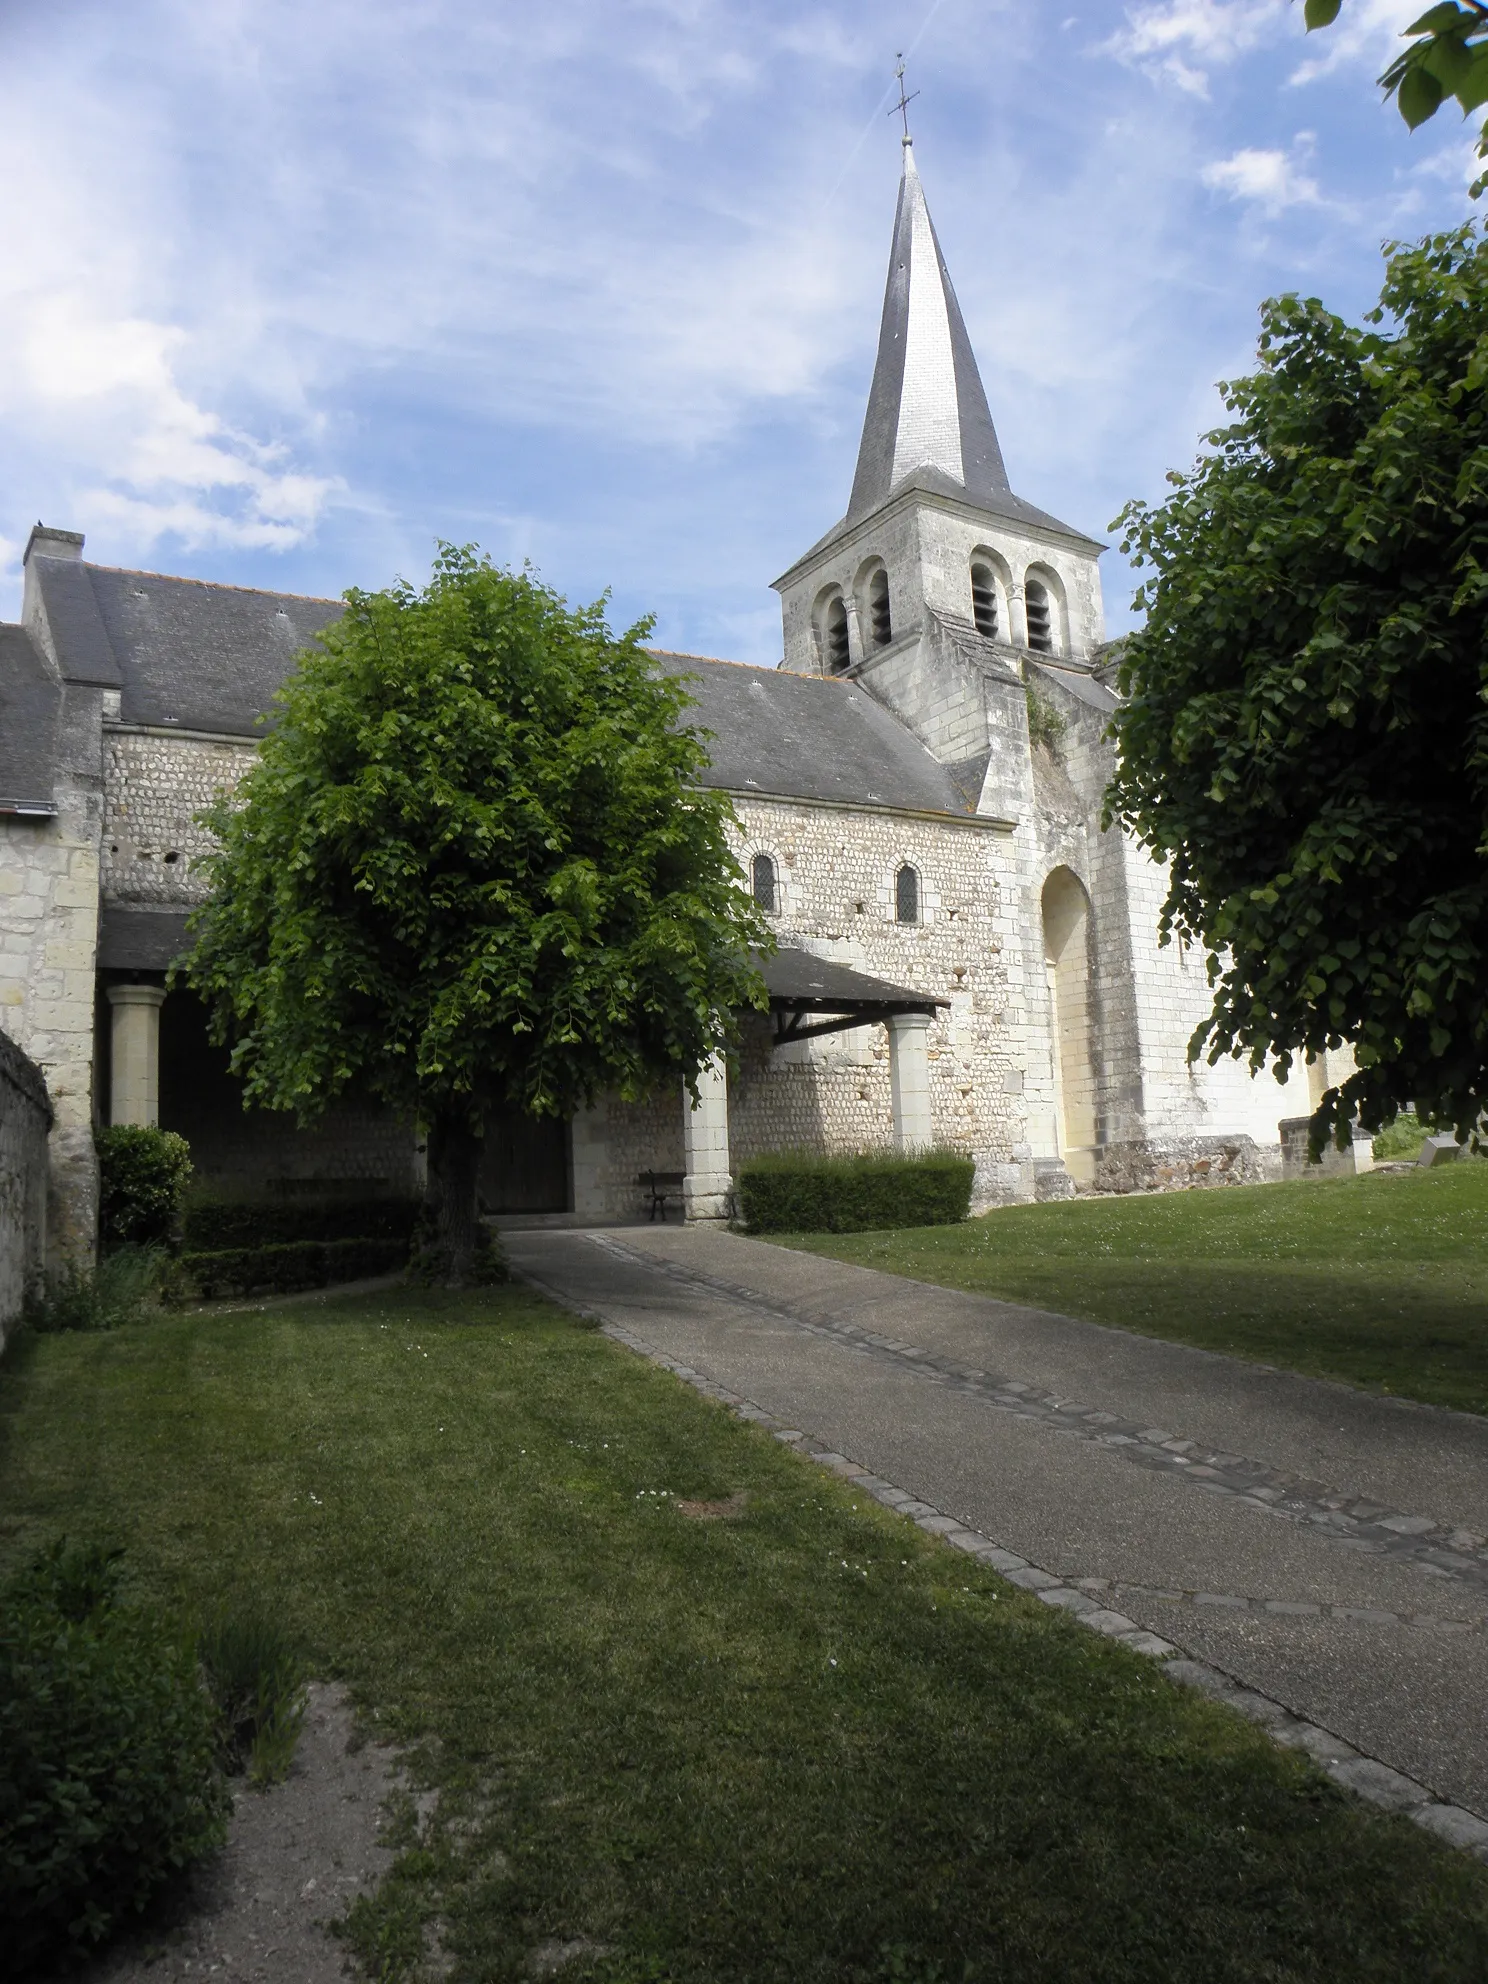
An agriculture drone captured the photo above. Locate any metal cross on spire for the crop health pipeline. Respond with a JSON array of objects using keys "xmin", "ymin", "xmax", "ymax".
[{"xmin": 889, "ymin": 54, "xmax": 919, "ymax": 145}]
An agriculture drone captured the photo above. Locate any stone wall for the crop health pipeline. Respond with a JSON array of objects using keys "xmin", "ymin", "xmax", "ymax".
[
  {"xmin": 103, "ymin": 728, "xmax": 256, "ymax": 905},
  {"xmin": 0, "ymin": 1027, "xmax": 52, "ymax": 1344},
  {"xmin": 0, "ymin": 683, "xmax": 106, "ymax": 1263}
]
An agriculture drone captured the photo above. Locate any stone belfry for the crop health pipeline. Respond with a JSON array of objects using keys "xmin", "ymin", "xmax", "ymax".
[{"xmin": 773, "ymin": 127, "xmax": 1107, "ymax": 811}]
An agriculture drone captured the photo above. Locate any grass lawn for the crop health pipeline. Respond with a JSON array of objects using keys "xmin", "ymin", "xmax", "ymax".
[
  {"xmin": 3, "ymin": 1287, "xmax": 1487, "ymax": 1982},
  {"xmin": 772, "ymin": 1164, "xmax": 1488, "ymax": 1418}
]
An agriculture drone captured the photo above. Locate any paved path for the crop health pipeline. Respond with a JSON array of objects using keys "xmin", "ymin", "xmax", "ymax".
[{"xmin": 505, "ymin": 1223, "xmax": 1488, "ymax": 1819}]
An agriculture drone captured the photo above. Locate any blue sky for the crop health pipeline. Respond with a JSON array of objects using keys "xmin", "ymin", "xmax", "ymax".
[{"xmin": 0, "ymin": 0, "xmax": 1478, "ymax": 655}]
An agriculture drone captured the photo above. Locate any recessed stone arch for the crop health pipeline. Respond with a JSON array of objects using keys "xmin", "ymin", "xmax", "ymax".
[
  {"xmin": 853, "ymin": 556, "xmax": 893, "ymax": 652},
  {"xmin": 1022, "ymin": 563, "xmax": 1069, "ymax": 658},
  {"xmin": 812, "ymin": 584, "xmax": 851, "ymax": 674},
  {"xmin": 1042, "ymin": 865, "xmax": 1096, "ymax": 1183},
  {"xmin": 968, "ymin": 546, "xmax": 1011, "ymax": 641}
]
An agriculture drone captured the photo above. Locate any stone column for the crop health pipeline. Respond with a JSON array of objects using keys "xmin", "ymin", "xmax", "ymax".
[
  {"xmin": 887, "ymin": 1013, "xmax": 933, "ymax": 1152},
  {"xmin": 107, "ymin": 984, "xmax": 166, "ymax": 1127},
  {"xmin": 570, "ymin": 1097, "xmax": 609, "ymax": 1220},
  {"xmin": 682, "ymin": 1056, "xmax": 732, "ymax": 1223}
]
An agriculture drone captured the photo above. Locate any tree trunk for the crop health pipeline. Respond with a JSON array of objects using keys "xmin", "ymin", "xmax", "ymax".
[{"xmin": 423, "ymin": 1107, "xmax": 485, "ymax": 1287}]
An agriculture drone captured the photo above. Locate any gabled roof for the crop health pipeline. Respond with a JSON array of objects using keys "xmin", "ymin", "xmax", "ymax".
[
  {"xmin": 649, "ymin": 651, "xmax": 975, "ymax": 817},
  {"xmin": 0, "ymin": 625, "xmax": 61, "ymax": 815},
  {"xmin": 83, "ymin": 565, "xmax": 343, "ymax": 734}
]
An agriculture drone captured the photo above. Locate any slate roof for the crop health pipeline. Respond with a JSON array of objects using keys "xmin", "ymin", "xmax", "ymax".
[
  {"xmin": 4, "ymin": 546, "xmax": 983, "ymax": 822},
  {"xmin": 649, "ymin": 651, "xmax": 974, "ymax": 817},
  {"xmin": 0, "ymin": 626, "xmax": 61, "ymax": 814},
  {"xmin": 761, "ymin": 946, "xmax": 947, "ymax": 1011},
  {"xmin": 83, "ymin": 564, "xmax": 344, "ymax": 733},
  {"xmin": 97, "ymin": 905, "xmax": 193, "ymax": 972}
]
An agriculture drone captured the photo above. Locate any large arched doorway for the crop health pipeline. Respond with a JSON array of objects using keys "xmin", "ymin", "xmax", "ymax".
[{"xmin": 1042, "ymin": 867, "xmax": 1097, "ymax": 1184}]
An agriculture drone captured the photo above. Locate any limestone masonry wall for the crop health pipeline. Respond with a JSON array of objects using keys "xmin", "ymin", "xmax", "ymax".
[
  {"xmin": 0, "ymin": 683, "xmax": 105, "ymax": 1262},
  {"xmin": 0, "ymin": 1028, "xmax": 52, "ymax": 1343}
]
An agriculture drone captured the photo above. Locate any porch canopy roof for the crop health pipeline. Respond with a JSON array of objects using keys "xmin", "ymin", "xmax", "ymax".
[{"xmin": 758, "ymin": 946, "xmax": 946, "ymax": 1047}]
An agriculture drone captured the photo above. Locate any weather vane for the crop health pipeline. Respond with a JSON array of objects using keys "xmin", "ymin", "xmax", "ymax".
[{"xmin": 889, "ymin": 54, "xmax": 918, "ymax": 145}]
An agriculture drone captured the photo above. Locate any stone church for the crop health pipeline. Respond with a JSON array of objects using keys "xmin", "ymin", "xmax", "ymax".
[{"xmin": 0, "ymin": 138, "xmax": 1323, "ymax": 1262}]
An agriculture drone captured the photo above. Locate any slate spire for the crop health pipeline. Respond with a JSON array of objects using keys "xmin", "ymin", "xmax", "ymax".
[{"xmin": 847, "ymin": 139, "xmax": 1010, "ymax": 522}]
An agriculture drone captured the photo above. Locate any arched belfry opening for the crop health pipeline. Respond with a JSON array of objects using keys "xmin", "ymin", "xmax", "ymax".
[{"xmin": 1042, "ymin": 867, "xmax": 1097, "ymax": 1184}]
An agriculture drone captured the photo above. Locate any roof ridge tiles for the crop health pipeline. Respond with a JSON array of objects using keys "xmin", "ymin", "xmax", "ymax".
[{"xmin": 80, "ymin": 561, "xmax": 343, "ymax": 607}]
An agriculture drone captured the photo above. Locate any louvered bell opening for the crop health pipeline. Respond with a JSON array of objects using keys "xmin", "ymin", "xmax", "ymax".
[
  {"xmin": 970, "ymin": 564, "xmax": 998, "ymax": 638},
  {"xmin": 868, "ymin": 570, "xmax": 892, "ymax": 648},
  {"xmin": 1025, "ymin": 582, "xmax": 1053, "ymax": 654},
  {"xmin": 826, "ymin": 597, "xmax": 851, "ymax": 673}
]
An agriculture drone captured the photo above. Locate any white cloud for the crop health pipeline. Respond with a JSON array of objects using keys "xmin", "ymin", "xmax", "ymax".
[
  {"xmin": 1105, "ymin": 0, "xmax": 1420, "ymax": 95},
  {"xmin": 1103, "ymin": 0, "xmax": 1284, "ymax": 97},
  {"xmin": 1201, "ymin": 142, "xmax": 1323, "ymax": 211}
]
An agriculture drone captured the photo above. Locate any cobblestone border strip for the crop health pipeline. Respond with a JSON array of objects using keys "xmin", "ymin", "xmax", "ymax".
[
  {"xmin": 1083, "ymin": 1580, "xmax": 1486, "ymax": 1635},
  {"xmin": 589, "ymin": 1236, "xmax": 1488, "ymax": 1596},
  {"xmin": 571, "ymin": 1303, "xmax": 1488, "ymax": 1863}
]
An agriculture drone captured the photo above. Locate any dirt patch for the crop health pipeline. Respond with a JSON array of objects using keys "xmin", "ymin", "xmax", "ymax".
[
  {"xmin": 79, "ymin": 1682, "xmax": 398, "ymax": 1984},
  {"xmin": 674, "ymin": 1491, "xmax": 749, "ymax": 1521}
]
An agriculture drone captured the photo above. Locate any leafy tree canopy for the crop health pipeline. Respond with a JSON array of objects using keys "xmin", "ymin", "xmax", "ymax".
[
  {"xmin": 183, "ymin": 547, "xmax": 768, "ymax": 1278},
  {"xmin": 1105, "ymin": 225, "xmax": 1488, "ymax": 1150},
  {"xmin": 1305, "ymin": 0, "xmax": 1488, "ymax": 192}
]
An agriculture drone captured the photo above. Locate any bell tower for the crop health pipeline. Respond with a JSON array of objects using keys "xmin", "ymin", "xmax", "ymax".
[{"xmin": 772, "ymin": 136, "xmax": 1106, "ymax": 806}]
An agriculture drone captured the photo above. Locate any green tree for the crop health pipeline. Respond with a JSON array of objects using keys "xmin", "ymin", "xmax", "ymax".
[
  {"xmin": 1304, "ymin": 1, "xmax": 1488, "ymax": 192},
  {"xmin": 184, "ymin": 548, "xmax": 768, "ymax": 1282},
  {"xmin": 1105, "ymin": 225, "xmax": 1488, "ymax": 1151}
]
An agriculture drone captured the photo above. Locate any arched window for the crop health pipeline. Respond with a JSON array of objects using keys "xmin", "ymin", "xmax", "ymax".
[
  {"xmin": 867, "ymin": 568, "xmax": 892, "ymax": 648},
  {"xmin": 824, "ymin": 594, "xmax": 850, "ymax": 673},
  {"xmin": 970, "ymin": 561, "xmax": 999, "ymax": 638},
  {"xmin": 1025, "ymin": 580, "xmax": 1054, "ymax": 655},
  {"xmin": 751, "ymin": 852, "xmax": 777, "ymax": 914},
  {"xmin": 895, "ymin": 863, "xmax": 919, "ymax": 925}
]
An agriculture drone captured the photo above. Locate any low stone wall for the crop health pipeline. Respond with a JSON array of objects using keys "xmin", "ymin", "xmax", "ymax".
[
  {"xmin": 0, "ymin": 1028, "xmax": 53, "ymax": 1344},
  {"xmin": 1094, "ymin": 1134, "xmax": 1274, "ymax": 1196},
  {"xmin": 1278, "ymin": 1117, "xmax": 1375, "ymax": 1181}
]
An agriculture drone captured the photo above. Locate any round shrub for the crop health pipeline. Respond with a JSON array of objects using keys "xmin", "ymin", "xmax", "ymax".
[
  {"xmin": 96, "ymin": 1126, "xmax": 193, "ymax": 1250},
  {"xmin": 0, "ymin": 1541, "xmax": 228, "ymax": 1976}
]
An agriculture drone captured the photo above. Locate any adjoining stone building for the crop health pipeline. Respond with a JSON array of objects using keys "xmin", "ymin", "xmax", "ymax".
[{"xmin": 1, "ymin": 137, "xmax": 1331, "ymax": 1256}]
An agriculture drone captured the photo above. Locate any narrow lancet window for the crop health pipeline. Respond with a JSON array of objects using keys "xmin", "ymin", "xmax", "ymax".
[
  {"xmin": 868, "ymin": 568, "xmax": 892, "ymax": 648},
  {"xmin": 752, "ymin": 853, "xmax": 777, "ymax": 913},
  {"xmin": 1025, "ymin": 580, "xmax": 1053, "ymax": 654},
  {"xmin": 971, "ymin": 562, "xmax": 998, "ymax": 638},
  {"xmin": 825, "ymin": 596, "xmax": 850, "ymax": 673},
  {"xmin": 895, "ymin": 863, "xmax": 919, "ymax": 924}
]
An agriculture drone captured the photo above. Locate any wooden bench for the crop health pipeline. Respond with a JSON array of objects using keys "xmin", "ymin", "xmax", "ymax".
[{"xmin": 637, "ymin": 1169, "xmax": 686, "ymax": 1222}]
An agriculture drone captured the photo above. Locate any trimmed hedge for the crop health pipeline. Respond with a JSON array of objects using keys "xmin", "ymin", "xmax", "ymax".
[
  {"xmin": 176, "ymin": 1236, "xmax": 410, "ymax": 1301},
  {"xmin": 737, "ymin": 1149, "xmax": 974, "ymax": 1234},
  {"xmin": 182, "ymin": 1197, "xmax": 421, "ymax": 1251},
  {"xmin": 97, "ymin": 1126, "xmax": 193, "ymax": 1250},
  {"xmin": 1, "ymin": 1542, "xmax": 227, "ymax": 1977}
]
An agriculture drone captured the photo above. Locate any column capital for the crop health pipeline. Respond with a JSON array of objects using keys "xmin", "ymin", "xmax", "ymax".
[{"xmin": 106, "ymin": 982, "xmax": 166, "ymax": 1011}]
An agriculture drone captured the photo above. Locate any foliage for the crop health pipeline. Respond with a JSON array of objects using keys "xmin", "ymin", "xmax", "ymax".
[
  {"xmin": 174, "ymin": 1236, "xmax": 412, "ymax": 1302},
  {"xmin": 737, "ymin": 1148, "xmax": 974, "ymax": 1234},
  {"xmin": 1106, "ymin": 226, "xmax": 1488, "ymax": 1154},
  {"xmin": 96, "ymin": 1125, "xmax": 192, "ymax": 1251},
  {"xmin": 0, "ymin": 1540, "xmax": 227, "ymax": 1977},
  {"xmin": 1305, "ymin": 1, "xmax": 1488, "ymax": 195},
  {"xmin": 198, "ymin": 1602, "xmax": 305, "ymax": 1788},
  {"xmin": 1025, "ymin": 683, "xmax": 1067, "ymax": 752},
  {"xmin": 182, "ymin": 1196, "xmax": 421, "ymax": 1251},
  {"xmin": 23, "ymin": 1245, "xmax": 164, "ymax": 1334},
  {"xmin": 182, "ymin": 547, "xmax": 768, "ymax": 1283},
  {"xmin": 5, "ymin": 1290, "xmax": 1488, "ymax": 1980},
  {"xmin": 1372, "ymin": 1111, "xmax": 1430, "ymax": 1161},
  {"xmin": 782, "ymin": 1165, "xmax": 1488, "ymax": 1416}
]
